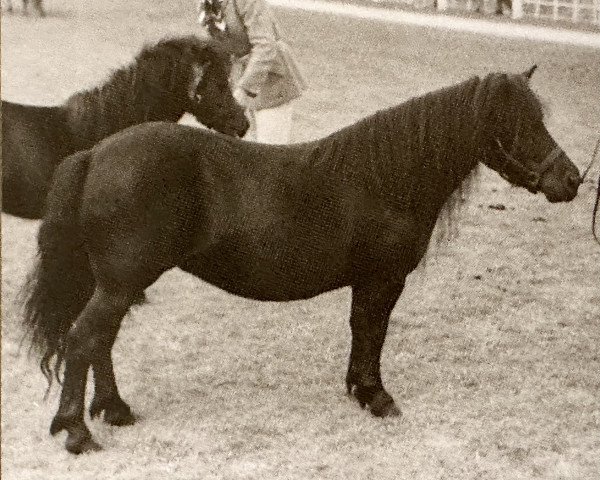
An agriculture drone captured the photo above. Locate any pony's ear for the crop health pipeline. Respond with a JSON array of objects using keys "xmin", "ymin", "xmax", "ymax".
[
  {"xmin": 188, "ymin": 61, "xmax": 211, "ymax": 99},
  {"xmin": 521, "ymin": 65, "xmax": 537, "ymax": 81}
]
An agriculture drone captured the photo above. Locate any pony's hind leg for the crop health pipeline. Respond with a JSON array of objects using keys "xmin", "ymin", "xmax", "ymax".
[
  {"xmin": 50, "ymin": 287, "xmax": 134, "ymax": 454},
  {"xmin": 89, "ymin": 317, "xmax": 136, "ymax": 426},
  {"xmin": 346, "ymin": 280, "xmax": 404, "ymax": 418}
]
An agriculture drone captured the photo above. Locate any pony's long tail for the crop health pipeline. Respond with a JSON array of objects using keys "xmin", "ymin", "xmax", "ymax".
[{"xmin": 22, "ymin": 150, "xmax": 95, "ymax": 385}]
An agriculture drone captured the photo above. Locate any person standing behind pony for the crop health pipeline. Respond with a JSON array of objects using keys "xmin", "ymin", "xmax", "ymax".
[{"xmin": 197, "ymin": 0, "xmax": 306, "ymax": 144}]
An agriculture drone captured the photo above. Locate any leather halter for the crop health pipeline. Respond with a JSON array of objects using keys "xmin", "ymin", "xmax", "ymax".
[{"xmin": 493, "ymin": 138, "xmax": 564, "ymax": 194}]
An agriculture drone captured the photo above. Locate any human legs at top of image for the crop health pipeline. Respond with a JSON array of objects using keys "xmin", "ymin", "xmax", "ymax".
[
  {"xmin": 8, "ymin": 0, "xmax": 45, "ymax": 16},
  {"xmin": 471, "ymin": 0, "xmax": 511, "ymax": 15},
  {"xmin": 496, "ymin": 0, "xmax": 512, "ymax": 14}
]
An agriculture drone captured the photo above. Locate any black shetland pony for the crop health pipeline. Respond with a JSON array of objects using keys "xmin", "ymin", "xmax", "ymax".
[
  {"xmin": 23, "ymin": 66, "xmax": 581, "ymax": 454},
  {"xmin": 1, "ymin": 36, "xmax": 249, "ymax": 219}
]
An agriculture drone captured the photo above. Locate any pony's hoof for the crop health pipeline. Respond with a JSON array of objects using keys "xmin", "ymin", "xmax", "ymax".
[
  {"xmin": 369, "ymin": 391, "xmax": 402, "ymax": 418},
  {"xmin": 349, "ymin": 385, "xmax": 402, "ymax": 418},
  {"xmin": 371, "ymin": 401, "xmax": 401, "ymax": 418},
  {"xmin": 50, "ymin": 416, "xmax": 102, "ymax": 454},
  {"xmin": 66, "ymin": 435, "xmax": 102, "ymax": 454},
  {"xmin": 104, "ymin": 407, "xmax": 136, "ymax": 426},
  {"xmin": 90, "ymin": 397, "xmax": 136, "ymax": 426}
]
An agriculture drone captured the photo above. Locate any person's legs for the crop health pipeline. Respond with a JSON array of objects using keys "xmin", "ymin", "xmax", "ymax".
[{"xmin": 255, "ymin": 102, "xmax": 293, "ymax": 144}]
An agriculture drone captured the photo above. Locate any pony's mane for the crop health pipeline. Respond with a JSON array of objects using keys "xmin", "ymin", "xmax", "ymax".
[
  {"xmin": 63, "ymin": 36, "xmax": 215, "ymax": 149},
  {"xmin": 306, "ymin": 76, "xmax": 485, "ymax": 244}
]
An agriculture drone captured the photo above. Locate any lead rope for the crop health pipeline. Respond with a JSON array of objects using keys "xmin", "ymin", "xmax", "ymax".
[
  {"xmin": 588, "ymin": 138, "xmax": 600, "ymax": 245},
  {"xmin": 581, "ymin": 136, "xmax": 600, "ymax": 183},
  {"xmin": 593, "ymin": 172, "xmax": 600, "ymax": 246}
]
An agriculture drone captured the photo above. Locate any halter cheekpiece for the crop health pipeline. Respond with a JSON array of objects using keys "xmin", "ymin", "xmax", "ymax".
[{"xmin": 493, "ymin": 138, "xmax": 563, "ymax": 194}]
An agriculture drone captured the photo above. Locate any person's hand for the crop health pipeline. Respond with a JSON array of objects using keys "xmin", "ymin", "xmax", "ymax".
[{"xmin": 233, "ymin": 88, "xmax": 255, "ymax": 108}]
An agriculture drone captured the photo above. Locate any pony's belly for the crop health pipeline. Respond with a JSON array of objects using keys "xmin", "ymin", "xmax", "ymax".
[{"xmin": 179, "ymin": 247, "xmax": 350, "ymax": 302}]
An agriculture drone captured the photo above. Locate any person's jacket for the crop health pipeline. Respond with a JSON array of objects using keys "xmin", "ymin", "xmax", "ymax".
[{"xmin": 198, "ymin": 0, "xmax": 306, "ymax": 110}]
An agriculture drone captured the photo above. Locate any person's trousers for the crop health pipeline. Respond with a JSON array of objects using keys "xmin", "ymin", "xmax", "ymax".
[{"xmin": 248, "ymin": 102, "xmax": 294, "ymax": 144}]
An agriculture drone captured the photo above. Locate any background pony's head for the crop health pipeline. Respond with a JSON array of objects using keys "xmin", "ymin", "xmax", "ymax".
[{"xmin": 137, "ymin": 36, "xmax": 249, "ymax": 137}]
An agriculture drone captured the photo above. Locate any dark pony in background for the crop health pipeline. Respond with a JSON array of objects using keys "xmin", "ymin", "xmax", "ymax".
[
  {"xmin": 22, "ymin": 66, "xmax": 581, "ymax": 454},
  {"xmin": 1, "ymin": 36, "xmax": 248, "ymax": 219}
]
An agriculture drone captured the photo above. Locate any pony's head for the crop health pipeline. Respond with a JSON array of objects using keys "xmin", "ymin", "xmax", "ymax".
[
  {"xmin": 474, "ymin": 66, "xmax": 581, "ymax": 202},
  {"xmin": 142, "ymin": 36, "xmax": 249, "ymax": 137},
  {"xmin": 181, "ymin": 38, "xmax": 249, "ymax": 137}
]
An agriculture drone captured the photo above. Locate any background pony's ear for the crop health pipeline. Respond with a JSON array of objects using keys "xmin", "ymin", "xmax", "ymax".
[
  {"xmin": 521, "ymin": 65, "xmax": 537, "ymax": 81},
  {"xmin": 188, "ymin": 61, "xmax": 210, "ymax": 99}
]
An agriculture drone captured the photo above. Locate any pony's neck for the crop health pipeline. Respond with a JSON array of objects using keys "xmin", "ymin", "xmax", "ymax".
[
  {"xmin": 63, "ymin": 65, "xmax": 184, "ymax": 151},
  {"xmin": 332, "ymin": 77, "xmax": 482, "ymax": 217}
]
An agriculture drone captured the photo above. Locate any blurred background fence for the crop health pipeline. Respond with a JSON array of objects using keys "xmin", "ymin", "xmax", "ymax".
[{"xmin": 364, "ymin": 0, "xmax": 600, "ymax": 25}]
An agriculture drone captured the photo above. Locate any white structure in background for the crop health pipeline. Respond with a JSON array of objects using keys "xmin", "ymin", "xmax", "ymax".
[{"xmin": 437, "ymin": 0, "xmax": 599, "ymax": 24}]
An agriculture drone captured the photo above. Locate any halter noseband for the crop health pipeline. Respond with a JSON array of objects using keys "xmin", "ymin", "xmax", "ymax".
[{"xmin": 493, "ymin": 138, "xmax": 563, "ymax": 194}]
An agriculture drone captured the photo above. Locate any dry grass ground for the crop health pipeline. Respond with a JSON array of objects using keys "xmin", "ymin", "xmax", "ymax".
[{"xmin": 2, "ymin": 1, "xmax": 599, "ymax": 479}]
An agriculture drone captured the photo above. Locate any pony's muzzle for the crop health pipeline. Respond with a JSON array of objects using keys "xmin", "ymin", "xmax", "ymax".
[
  {"xmin": 563, "ymin": 163, "xmax": 583, "ymax": 197},
  {"xmin": 537, "ymin": 154, "xmax": 581, "ymax": 202},
  {"xmin": 237, "ymin": 115, "xmax": 250, "ymax": 137},
  {"xmin": 567, "ymin": 171, "xmax": 582, "ymax": 189}
]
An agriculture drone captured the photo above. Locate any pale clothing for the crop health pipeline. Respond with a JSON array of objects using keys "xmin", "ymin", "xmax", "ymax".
[
  {"xmin": 253, "ymin": 102, "xmax": 293, "ymax": 144},
  {"xmin": 197, "ymin": 0, "xmax": 306, "ymax": 142},
  {"xmin": 178, "ymin": 100, "xmax": 293, "ymax": 144}
]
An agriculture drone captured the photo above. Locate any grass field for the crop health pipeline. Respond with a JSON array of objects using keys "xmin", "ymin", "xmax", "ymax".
[{"xmin": 2, "ymin": 1, "xmax": 600, "ymax": 479}]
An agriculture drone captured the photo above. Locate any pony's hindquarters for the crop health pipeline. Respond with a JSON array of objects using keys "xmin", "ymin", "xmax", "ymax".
[{"xmin": 22, "ymin": 150, "xmax": 95, "ymax": 381}]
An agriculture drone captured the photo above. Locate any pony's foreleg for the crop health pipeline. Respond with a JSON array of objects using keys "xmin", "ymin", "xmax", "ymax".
[
  {"xmin": 50, "ymin": 287, "xmax": 133, "ymax": 454},
  {"xmin": 89, "ymin": 318, "xmax": 136, "ymax": 426},
  {"xmin": 346, "ymin": 280, "xmax": 404, "ymax": 417}
]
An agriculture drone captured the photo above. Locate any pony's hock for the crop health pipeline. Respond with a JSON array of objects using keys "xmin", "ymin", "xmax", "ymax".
[
  {"xmin": 1, "ymin": 36, "xmax": 248, "ymax": 220},
  {"xmin": 22, "ymin": 67, "xmax": 580, "ymax": 454}
]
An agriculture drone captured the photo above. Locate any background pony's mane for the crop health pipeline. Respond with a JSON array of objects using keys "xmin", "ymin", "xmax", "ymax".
[{"xmin": 63, "ymin": 36, "xmax": 213, "ymax": 149}]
